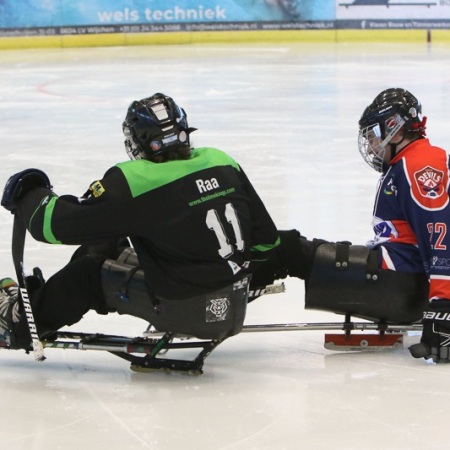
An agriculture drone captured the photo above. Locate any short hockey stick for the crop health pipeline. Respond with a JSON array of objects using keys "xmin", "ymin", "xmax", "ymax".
[{"xmin": 11, "ymin": 215, "xmax": 45, "ymax": 361}]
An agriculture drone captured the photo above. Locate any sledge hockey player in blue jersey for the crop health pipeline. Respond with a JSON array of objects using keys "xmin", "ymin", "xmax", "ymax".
[
  {"xmin": 358, "ymin": 88, "xmax": 450, "ymax": 363},
  {"xmin": 0, "ymin": 93, "xmax": 315, "ymax": 354},
  {"xmin": 305, "ymin": 88, "xmax": 450, "ymax": 363}
]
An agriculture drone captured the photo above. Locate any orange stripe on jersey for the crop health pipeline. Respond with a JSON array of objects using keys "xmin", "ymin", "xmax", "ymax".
[
  {"xmin": 429, "ymin": 275, "xmax": 450, "ymax": 301},
  {"xmin": 388, "ymin": 220, "xmax": 418, "ymax": 245},
  {"xmin": 401, "ymin": 140, "xmax": 450, "ymax": 211}
]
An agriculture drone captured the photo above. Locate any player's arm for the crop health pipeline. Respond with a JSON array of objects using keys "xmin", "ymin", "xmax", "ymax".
[
  {"xmin": 401, "ymin": 152, "xmax": 450, "ymax": 300},
  {"xmin": 15, "ymin": 167, "xmax": 136, "ymax": 245},
  {"xmin": 401, "ymin": 154, "xmax": 450, "ymax": 361},
  {"xmin": 236, "ymin": 166, "xmax": 280, "ymax": 253}
]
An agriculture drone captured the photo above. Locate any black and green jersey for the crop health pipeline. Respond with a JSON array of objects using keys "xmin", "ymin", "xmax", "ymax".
[{"xmin": 18, "ymin": 147, "xmax": 280, "ymax": 299}]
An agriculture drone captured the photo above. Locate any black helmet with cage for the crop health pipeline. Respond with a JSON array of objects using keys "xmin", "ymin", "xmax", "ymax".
[
  {"xmin": 122, "ymin": 93, "xmax": 197, "ymax": 161},
  {"xmin": 358, "ymin": 88, "xmax": 427, "ymax": 173}
]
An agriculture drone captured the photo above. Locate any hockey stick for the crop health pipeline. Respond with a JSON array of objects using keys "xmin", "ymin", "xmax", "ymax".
[{"xmin": 11, "ymin": 215, "xmax": 45, "ymax": 361}]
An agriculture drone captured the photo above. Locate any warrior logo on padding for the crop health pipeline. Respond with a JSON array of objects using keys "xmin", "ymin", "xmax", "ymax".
[{"xmin": 414, "ymin": 166, "xmax": 444, "ymax": 199}]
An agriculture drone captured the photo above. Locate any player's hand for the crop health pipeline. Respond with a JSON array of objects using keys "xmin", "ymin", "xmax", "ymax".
[
  {"xmin": 409, "ymin": 299, "xmax": 450, "ymax": 363},
  {"xmin": 1, "ymin": 168, "xmax": 52, "ymax": 213}
]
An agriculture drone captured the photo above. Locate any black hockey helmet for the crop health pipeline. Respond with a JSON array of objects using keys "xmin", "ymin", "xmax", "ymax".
[
  {"xmin": 122, "ymin": 93, "xmax": 197, "ymax": 160},
  {"xmin": 358, "ymin": 88, "xmax": 427, "ymax": 172},
  {"xmin": 359, "ymin": 88, "xmax": 426, "ymax": 135}
]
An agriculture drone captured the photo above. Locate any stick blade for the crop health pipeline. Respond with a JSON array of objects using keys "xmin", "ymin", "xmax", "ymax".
[
  {"xmin": 32, "ymin": 340, "xmax": 46, "ymax": 362},
  {"xmin": 409, "ymin": 342, "xmax": 431, "ymax": 359}
]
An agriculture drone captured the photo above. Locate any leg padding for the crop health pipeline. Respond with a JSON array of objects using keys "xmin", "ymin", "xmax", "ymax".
[
  {"xmin": 101, "ymin": 253, "xmax": 249, "ymax": 340},
  {"xmin": 305, "ymin": 243, "xmax": 429, "ymax": 323}
]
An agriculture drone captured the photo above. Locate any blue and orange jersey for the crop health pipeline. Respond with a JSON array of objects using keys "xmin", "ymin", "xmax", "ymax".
[{"xmin": 368, "ymin": 138, "xmax": 450, "ymax": 301}]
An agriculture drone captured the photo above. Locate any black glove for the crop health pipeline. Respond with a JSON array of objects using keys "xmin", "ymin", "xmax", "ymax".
[
  {"xmin": 1, "ymin": 168, "xmax": 52, "ymax": 213},
  {"xmin": 409, "ymin": 299, "xmax": 450, "ymax": 363},
  {"xmin": 274, "ymin": 230, "xmax": 329, "ymax": 281}
]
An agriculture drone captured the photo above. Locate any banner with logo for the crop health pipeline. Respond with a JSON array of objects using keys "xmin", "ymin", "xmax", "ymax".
[
  {"xmin": 0, "ymin": 1, "xmax": 333, "ymax": 31},
  {"xmin": 1, "ymin": 0, "xmax": 450, "ymax": 37},
  {"xmin": 336, "ymin": 1, "xmax": 450, "ymax": 30}
]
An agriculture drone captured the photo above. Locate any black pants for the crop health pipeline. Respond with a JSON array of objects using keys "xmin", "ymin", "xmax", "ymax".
[
  {"xmin": 33, "ymin": 255, "xmax": 107, "ymax": 333},
  {"xmin": 13, "ymin": 239, "xmax": 129, "ymax": 347}
]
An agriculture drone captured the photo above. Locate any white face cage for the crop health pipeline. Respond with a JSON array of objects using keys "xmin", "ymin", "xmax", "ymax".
[{"xmin": 358, "ymin": 114, "xmax": 405, "ymax": 173}]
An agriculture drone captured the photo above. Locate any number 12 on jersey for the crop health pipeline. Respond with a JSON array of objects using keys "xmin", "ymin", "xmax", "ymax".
[{"xmin": 427, "ymin": 222, "xmax": 447, "ymax": 250}]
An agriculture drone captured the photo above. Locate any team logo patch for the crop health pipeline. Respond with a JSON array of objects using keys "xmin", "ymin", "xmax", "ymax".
[
  {"xmin": 383, "ymin": 175, "xmax": 397, "ymax": 196},
  {"xmin": 409, "ymin": 164, "xmax": 449, "ymax": 210},
  {"xmin": 206, "ymin": 297, "xmax": 230, "ymax": 323},
  {"xmin": 414, "ymin": 166, "xmax": 445, "ymax": 199},
  {"xmin": 373, "ymin": 219, "xmax": 398, "ymax": 240},
  {"xmin": 89, "ymin": 181, "xmax": 105, "ymax": 198}
]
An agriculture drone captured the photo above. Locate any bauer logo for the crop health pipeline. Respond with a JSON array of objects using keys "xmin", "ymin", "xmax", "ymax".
[
  {"xmin": 206, "ymin": 297, "xmax": 230, "ymax": 322},
  {"xmin": 423, "ymin": 311, "xmax": 450, "ymax": 321}
]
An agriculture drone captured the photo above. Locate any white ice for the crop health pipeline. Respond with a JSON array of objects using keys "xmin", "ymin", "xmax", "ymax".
[{"xmin": 0, "ymin": 42, "xmax": 450, "ymax": 450}]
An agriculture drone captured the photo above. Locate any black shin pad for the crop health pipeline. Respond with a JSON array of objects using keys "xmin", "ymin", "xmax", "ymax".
[{"xmin": 305, "ymin": 243, "xmax": 429, "ymax": 323}]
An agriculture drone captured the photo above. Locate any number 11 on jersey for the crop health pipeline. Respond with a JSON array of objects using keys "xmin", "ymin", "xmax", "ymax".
[{"xmin": 206, "ymin": 203, "xmax": 245, "ymax": 259}]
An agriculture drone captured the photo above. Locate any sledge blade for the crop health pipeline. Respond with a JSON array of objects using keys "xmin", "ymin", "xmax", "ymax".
[
  {"xmin": 127, "ymin": 352, "xmax": 205, "ymax": 375},
  {"xmin": 130, "ymin": 363, "xmax": 203, "ymax": 376},
  {"xmin": 324, "ymin": 333, "xmax": 404, "ymax": 351}
]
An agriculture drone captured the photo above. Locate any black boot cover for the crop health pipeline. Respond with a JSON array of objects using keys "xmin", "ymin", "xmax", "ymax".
[{"xmin": 305, "ymin": 243, "xmax": 429, "ymax": 323}]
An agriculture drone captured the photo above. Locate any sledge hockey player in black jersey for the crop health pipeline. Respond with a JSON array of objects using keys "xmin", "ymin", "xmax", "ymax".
[{"xmin": 0, "ymin": 93, "xmax": 314, "ymax": 353}]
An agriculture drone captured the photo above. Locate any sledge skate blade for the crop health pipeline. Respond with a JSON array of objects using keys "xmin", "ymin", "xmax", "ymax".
[
  {"xmin": 130, "ymin": 363, "xmax": 203, "ymax": 376},
  {"xmin": 324, "ymin": 333, "xmax": 404, "ymax": 351}
]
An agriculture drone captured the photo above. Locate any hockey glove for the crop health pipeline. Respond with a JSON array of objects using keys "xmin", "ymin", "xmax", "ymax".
[
  {"xmin": 409, "ymin": 299, "xmax": 450, "ymax": 363},
  {"xmin": 1, "ymin": 168, "xmax": 52, "ymax": 213},
  {"xmin": 279, "ymin": 231, "xmax": 330, "ymax": 281}
]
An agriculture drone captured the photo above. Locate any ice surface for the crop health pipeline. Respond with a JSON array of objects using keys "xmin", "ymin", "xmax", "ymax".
[{"xmin": 0, "ymin": 42, "xmax": 449, "ymax": 449}]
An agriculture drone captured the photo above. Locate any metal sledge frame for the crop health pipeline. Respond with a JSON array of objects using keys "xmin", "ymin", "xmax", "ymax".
[
  {"xmin": 40, "ymin": 330, "xmax": 228, "ymax": 375},
  {"xmin": 6, "ymin": 220, "xmax": 423, "ymax": 373},
  {"xmin": 240, "ymin": 320, "xmax": 422, "ymax": 334},
  {"xmin": 23, "ymin": 314, "xmax": 422, "ymax": 374},
  {"xmin": 243, "ymin": 313, "xmax": 422, "ymax": 351}
]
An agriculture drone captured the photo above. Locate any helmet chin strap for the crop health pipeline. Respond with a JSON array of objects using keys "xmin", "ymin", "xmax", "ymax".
[
  {"xmin": 388, "ymin": 138, "xmax": 402, "ymax": 160},
  {"xmin": 381, "ymin": 137, "xmax": 404, "ymax": 173}
]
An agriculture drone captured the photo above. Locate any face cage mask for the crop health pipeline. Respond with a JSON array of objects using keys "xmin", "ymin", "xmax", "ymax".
[
  {"xmin": 124, "ymin": 140, "xmax": 142, "ymax": 160},
  {"xmin": 123, "ymin": 126, "xmax": 144, "ymax": 160},
  {"xmin": 358, "ymin": 114, "xmax": 406, "ymax": 173}
]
